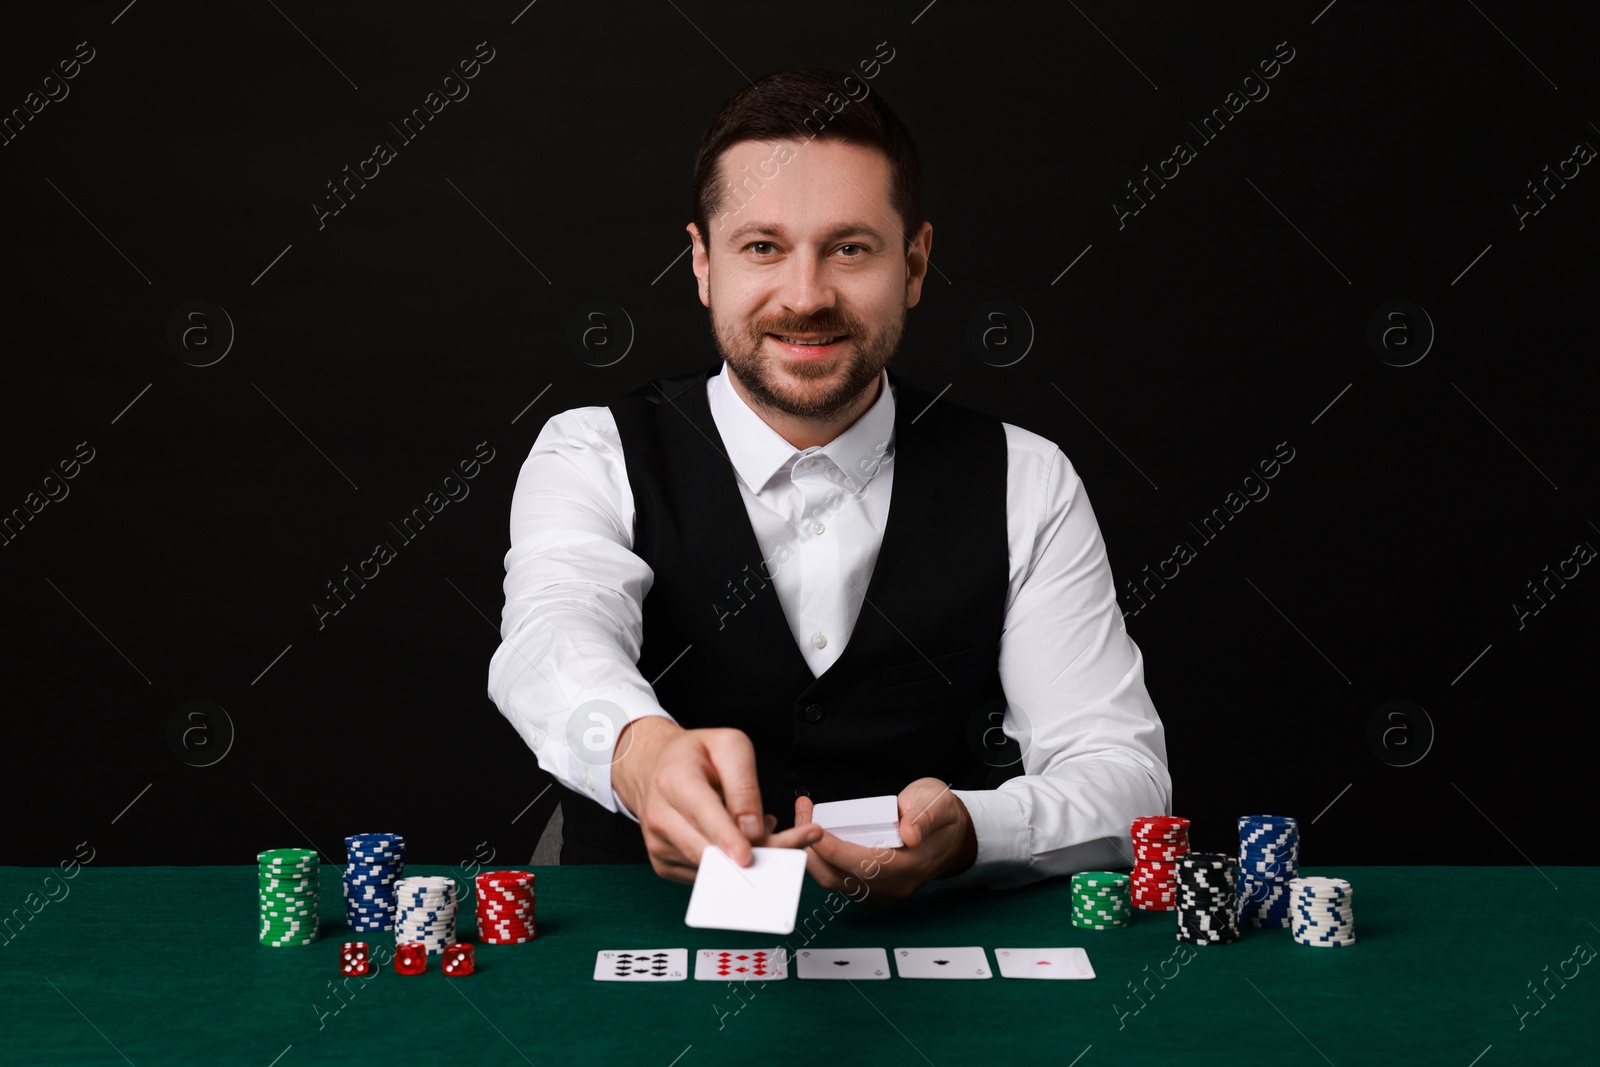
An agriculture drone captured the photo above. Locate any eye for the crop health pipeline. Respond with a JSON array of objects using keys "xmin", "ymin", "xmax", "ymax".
[
  {"xmin": 837, "ymin": 244, "xmax": 867, "ymax": 257},
  {"xmin": 744, "ymin": 242, "xmax": 776, "ymax": 256}
]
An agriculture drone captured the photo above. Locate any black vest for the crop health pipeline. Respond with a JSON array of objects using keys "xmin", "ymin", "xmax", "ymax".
[{"xmin": 559, "ymin": 363, "xmax": 1013, "ymax": 863}]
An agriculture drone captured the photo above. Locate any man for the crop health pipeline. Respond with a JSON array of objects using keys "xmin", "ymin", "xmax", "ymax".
[{"xmin": 488, "ymin": 68, "xmax": 1169, "ymax": 902}]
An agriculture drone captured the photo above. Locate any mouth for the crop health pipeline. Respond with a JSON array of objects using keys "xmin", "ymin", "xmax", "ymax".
[{"xmin": 767, "ymin": 333, "xmax": 848, "ymax": 359}]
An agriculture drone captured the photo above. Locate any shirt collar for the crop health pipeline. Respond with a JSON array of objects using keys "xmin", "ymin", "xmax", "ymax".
[{"xmin": 707, "ymin": 361, "xmax": 896, "ymax": 494}]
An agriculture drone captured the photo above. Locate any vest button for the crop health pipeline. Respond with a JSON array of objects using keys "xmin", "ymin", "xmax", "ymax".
[
  {"xmin": 795, "ymin": 786, "xmax": 810, "ymax": 798},
  {"xmin": 804, "ymin": 703, "xmax": 824, "ymax": 722}
]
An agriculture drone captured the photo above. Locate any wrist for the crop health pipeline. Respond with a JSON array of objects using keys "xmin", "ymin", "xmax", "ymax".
[
  {"xmin": 611, "ymin": 715, "xmax": 682, "ymax": 816},
  {"xmin": 938, "ymin": 798, "xmax": 979, "ymax": 879}
]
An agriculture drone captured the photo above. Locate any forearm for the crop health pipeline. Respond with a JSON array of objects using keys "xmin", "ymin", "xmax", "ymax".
[
  {"xmin": 940, "ymin": 756, "xmax": 1170, "ymax": 890},
  {"xmin": 487, "ymin": 601, "xmax": 675, "ymax": 813}
]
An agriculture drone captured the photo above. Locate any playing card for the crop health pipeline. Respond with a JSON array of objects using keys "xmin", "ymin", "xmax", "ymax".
[
  {"xmin": 893, "ymin": 946, "xmax": 991, "ymax": 979},
  {"xmin": 685, "ymin": 846, "xmax": 808, "ymax": 935},
  {"xmin": 694, "ymin": 948, "xmax": 790, "ymax": 981},
  {"xmin": 810, "ymin": 795, "xmax": 905, "ymax": 849},
  {"xmin": 994, "ymin": 947, "xmax": 1095, "ymax": 979},
  {"xmin": 794, "ymin": 947, "xmax": 891, "ymax": 980},
  {"xmin": 593, "ymin": 949, "xmax": 688, "ymax": 981}
]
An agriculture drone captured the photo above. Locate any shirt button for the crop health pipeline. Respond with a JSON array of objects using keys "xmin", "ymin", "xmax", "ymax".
[
  {"xmin": 584, "ymin": 771, "xmax": 595, "ymax": 791},
  {"xmin": 810, "ymin": 520, "xmax": 825, "ymax": 535},
  {"xmin": 804, "ymin": 704, "xmax": 824, "ymax": 722},
  {"xmin": 799, "ymin": 456, "xmax": 815, "ymax": 469},
  {"xmin": 811, "ymin": 632, "xmax": 827, "ymax": 649}
]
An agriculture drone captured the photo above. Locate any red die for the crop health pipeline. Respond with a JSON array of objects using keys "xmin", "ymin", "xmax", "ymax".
[
  {"xmin": 339, "ymin": 942, "xmax": 370, "ymax": 976},
  {"xmin": 394, "ymin": 941, "xmax": 428, "ymax": 976},
  {"xmin": 442, "ymin": 942, "xmax": 475, "ymax": 977}
]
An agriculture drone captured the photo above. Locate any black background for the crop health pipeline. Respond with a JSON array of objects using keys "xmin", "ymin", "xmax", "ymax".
[{"xmin": 2, "ymin": 0, "xmax": 1594, "ymax": 871}]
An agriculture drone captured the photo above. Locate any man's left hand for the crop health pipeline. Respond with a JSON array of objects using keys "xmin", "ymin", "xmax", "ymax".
[{"xmin": 794, "ymin": 778, "xmax": 978, "ymax": 905}]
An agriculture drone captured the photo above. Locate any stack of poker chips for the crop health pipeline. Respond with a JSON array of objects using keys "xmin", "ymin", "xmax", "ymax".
[
  {"xmin": 1130, "ymin": 815, "xmax": 1190, "ymax": 911},
  {"xmin": 1289, "ymin": 876, "xmax": 1355, "ymax": 947},
  {"xmin": 1070, "ymin": 871, "xmax": 1132, "ymax": 929},
  {"xmin": 475, "ymin": 870, "xmax": 537, "ymax": 944},
  {"xmin": 394, "ymin": 876, "xmax": 458, "ymax": 954},
  {"xmin": 343, "ymin": 832, "xmax": 406, "ymax": 932},
  {"xmin": 1237, "ymin": 815, "xmax": 1299, "ymax": 928},
  {"xmin": 1174, "ymin": 852, "xmax": 1240, "ymax": 945},
  {"xmin": 258, "ymin": 848, "xmax": 320, "ymax": 947}
]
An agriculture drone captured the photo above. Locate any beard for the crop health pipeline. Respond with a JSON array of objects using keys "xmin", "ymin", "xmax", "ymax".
[{"xmin": 708, "ymin": 295, "xmax": 905, "ymax": 422}]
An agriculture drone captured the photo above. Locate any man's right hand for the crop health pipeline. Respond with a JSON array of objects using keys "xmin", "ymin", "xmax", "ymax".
[{"xmin": 610, "ymin": 716, "xmax": 821, "ymax": 883}]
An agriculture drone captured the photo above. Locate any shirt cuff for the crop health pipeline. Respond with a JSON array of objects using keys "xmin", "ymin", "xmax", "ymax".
[{"xmin": 935, "ymin": 789, "xmax": 1030, "ymax": 890}]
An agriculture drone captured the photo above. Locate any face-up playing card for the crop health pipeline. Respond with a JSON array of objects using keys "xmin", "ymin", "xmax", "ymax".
[
  {"xmin": 693, "ymin": 948, "xmax": 790, "ymax": 981},
  {"xmin": 684, "ymin": 846, "xmax": 808, "ymax": 935},
  {"xmin": 994, "ymin": 947, "xmax": 1095, "ymax": 980},
  {"xmin": 593, "ymin": 949, "xmax": 688, "ymax": 981},
  {"xmin": 893, "ymin": 946, "xmax": 992, "ymax": 979},
  {"xmin": 794, "ymin": 947, "xmax": 891, "ymax": 980}
]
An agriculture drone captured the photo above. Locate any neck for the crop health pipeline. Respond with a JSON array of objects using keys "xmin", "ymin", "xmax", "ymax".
[{"xmin": 730, "ymin": 371, "xmax": 883, "ymax": 451}]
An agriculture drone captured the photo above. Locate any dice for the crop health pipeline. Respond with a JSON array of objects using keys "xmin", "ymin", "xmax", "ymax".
[
  {"xmin": 339, "ymin": 942, "xmax": 370, "ymax": 976},
  {"xmin": 442, "ymin": 942, "xmax": 475, "ymax": 977},
  {"xmin": 394, "ymin": 941, "xmax": 428, "ymax": 976}
]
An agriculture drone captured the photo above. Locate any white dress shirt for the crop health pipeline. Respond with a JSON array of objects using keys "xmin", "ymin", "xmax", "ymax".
[{"xmin": 488, "ymin": 362, "xmax": 1170, "ymax": 888}]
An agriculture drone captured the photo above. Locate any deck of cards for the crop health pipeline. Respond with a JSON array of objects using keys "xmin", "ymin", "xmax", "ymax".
[{"xmin": 809, "ymin": 795, "xmax": 905, "ymax": 849}]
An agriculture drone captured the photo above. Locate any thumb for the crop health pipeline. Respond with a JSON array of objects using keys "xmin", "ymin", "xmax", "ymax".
[
  {"xmin": 898, "ymin": 779, "xmax": 952, "ymax": 849},
  {"xmin": 794, "ymin": 794, "xmax": 815, "ymax": 826}
]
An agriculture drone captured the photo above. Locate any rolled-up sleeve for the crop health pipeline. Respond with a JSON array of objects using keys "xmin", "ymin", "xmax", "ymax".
[
  {"xmin": 941, "ymin": 429, "xmax": 1170, "ymax": 889},
  {"xmin": 486, "ymin": 406, "xmax": 675, "ymax": 817}
]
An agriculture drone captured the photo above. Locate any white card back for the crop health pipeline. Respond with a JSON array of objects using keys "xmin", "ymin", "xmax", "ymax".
[{"xmin": 684, "ymin": 846, "xmax": 808, "ymax": 935}]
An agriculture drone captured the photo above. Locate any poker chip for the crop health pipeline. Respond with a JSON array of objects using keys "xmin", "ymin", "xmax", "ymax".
[
  {"xmin": 258, "ymin": 848, "xmax": 321, "ymax": 947},
  {"xmin": 1174, "ymin": 852, "xmax": 1239, "ymax": 945},
  {"xmin": 1070, "ymin": 871, "xmax": 1131, "ymax": 930},
  {"xmin": 1237, "ymin": 815, "xmax": 1299, "ymax": 928},
  {"xmin": 1288, "ymin": 876, "xmax": 1355, "ymax": 947},
  {"xmin": 475, "ymin": 870, "xmax": 536, "ymax": 944},
  {"xmin": 1130, "ymin": 815, "xmax": 1190, "ymax": 910},
  {"xmin": 343, "ymin": 833, "xmax": 406, "ymax": 933},
  {"xmin": 394, "ymin": 876, "xmax": 458, "ymax": 954}
]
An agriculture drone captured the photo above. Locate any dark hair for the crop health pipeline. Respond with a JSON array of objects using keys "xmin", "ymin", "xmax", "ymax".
[{"xmin": 691, "ymin": 68, "xmax": 923, "ymax": 254}]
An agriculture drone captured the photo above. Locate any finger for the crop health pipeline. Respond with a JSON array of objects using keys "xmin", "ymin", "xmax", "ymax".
[
  {"xmin": 645, "ymin": 791, "xmax": 718, "ymax": 870},
  {"xmin": 794, "ymin": 794, "xmax": 814, "ymax": 826},
  {"xmin": 763, "ymin": 823, "xmax": 824, "ymax": 851},
  {"xmin": 764, "ymin": 813, "xmax": 777, "ymax": 834},
  {"xmin": 702, "ymin": 730, "xmax": 767, "ymax": 852},
  {"xmin": 802, "ymin": 845, "xmax": 850, "ymax": 893},
  {"xmin": 809, "ymin": 831, "xmax": 879, "ymax": 875}
]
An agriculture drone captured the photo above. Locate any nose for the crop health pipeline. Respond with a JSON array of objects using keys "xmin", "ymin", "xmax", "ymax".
[{"xmin": 776, "ymin": 251, "xmax": 836, "ymax": 321}]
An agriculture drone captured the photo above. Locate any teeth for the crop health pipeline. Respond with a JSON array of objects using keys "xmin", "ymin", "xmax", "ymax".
[{"xmin": 776, "ymin": 336, "xmax": 838, "ymax": 346}]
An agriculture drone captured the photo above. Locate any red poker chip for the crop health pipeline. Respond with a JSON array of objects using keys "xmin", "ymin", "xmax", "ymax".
[
  {"xmin": 479, "ymin": 935, "xmax": 535, "ymax": 945},
  {"xmin": 477, "ymin": 871, "xmax": 535, "ymax": 888}
]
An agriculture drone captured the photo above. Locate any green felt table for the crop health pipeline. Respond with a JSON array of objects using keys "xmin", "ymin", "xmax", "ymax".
[{"xmin": 2, "ymin": 864, "xmax": 1596, "ymax": 1066}]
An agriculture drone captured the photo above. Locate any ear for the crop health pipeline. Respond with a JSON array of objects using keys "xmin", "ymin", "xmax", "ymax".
[
  {"xmin": 904, "ymin": 221, "xmax": 933, "ymax": 309},
  {"xmin": 687, "ymin": 221, "xmax": 711, "ymax": 307}
]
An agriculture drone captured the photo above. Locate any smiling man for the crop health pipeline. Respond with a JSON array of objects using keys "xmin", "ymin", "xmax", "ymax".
[{"xmin": 488, "ymin": 68, "xmax": 1169, "ymax": 900}]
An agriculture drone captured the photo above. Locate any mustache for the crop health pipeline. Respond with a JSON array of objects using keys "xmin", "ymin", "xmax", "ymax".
[{"xmin": 756, "ymin": 318, "xmax": 855, "ymax": 336}]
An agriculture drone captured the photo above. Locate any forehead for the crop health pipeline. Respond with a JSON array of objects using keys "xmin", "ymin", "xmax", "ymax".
[{"xmin": 713, "ymin": 138, "xmax": 894, "ymax": 238}]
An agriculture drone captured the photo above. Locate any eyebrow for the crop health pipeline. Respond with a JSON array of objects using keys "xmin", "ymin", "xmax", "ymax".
[{"xmin": 723, "ymin": 221, "xmax": 891, "ymax": 246}]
